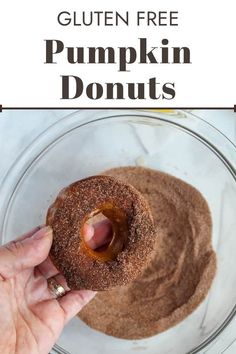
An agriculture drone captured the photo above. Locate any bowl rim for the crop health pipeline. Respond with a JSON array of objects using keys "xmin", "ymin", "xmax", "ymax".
[{"xmin": 0, "ymin": 109, "xmax": 236, "ymax": 354}]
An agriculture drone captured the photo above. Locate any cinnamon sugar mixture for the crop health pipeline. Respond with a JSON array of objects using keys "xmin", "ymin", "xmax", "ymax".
[{"xmin": 79, "ymin": 167, "xmax": 216, "ymax": 339}]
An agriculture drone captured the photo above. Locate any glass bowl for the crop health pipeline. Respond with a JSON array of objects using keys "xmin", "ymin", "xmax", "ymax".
[{"xmin": 0, "ymin": 110, "xmax": 236, "ymax": 354}]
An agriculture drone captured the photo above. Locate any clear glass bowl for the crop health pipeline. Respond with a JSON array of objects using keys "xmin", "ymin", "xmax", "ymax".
[{"xmin": 0, "ymin": 110, "xmax": 236, "ymax": 354}]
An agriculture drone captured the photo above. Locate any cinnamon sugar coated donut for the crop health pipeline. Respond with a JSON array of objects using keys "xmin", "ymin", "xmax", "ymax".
[{"xmin": 46, "ymin": 175, "xmax": 156, "ymax": 291}]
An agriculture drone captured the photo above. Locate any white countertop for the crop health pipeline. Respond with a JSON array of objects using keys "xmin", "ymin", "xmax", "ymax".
[{"xmin": 0, "ymin": 109, "xmax": 236, "ymax": 354}]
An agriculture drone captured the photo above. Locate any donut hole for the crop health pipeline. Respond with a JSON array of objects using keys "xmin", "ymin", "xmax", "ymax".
[
  {"xmin": 86, "ymin": 213, "xmax": 114, "ymax": 252},
  {"xmin": 82, "ymin": 205, "xmax": 129, "ymax": 262}
]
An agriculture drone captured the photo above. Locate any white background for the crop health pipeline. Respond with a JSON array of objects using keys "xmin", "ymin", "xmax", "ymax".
[{"xmin": 0, "ymin": 0, "xmax": 235, "ymax": 108}]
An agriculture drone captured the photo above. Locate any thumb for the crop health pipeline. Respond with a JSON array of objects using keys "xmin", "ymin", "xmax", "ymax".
[{"xmin": 0, "ymin": 226, "xmax": 53, "ymax": 280}]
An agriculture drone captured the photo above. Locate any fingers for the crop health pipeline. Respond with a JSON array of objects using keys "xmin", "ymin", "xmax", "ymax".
[
  {"xmin": 58, "ymin": 290, "xmax": 96, "ymax": 324},
  {"xmin": 82, "ymin": 224, "xmax": 95, "ymax": 248},
  {"xmin": 37, "ymin": 256, "xmax": 59, "ymax": 279},
  {"xmin": 14, "ymin": 225, "xmax": 43, "ymax": 242},
  {"xmin": 0, "ymin": 226, "xmax": 53, "ymax": 279},
  {"xmin": 82, "ymin": 220, "xmax": 113, "ymax": 250}
]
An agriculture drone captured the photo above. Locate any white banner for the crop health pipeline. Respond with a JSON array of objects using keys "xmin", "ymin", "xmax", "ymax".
[{"xmin": 0, "ymin": 0, "xmax": 235, "ymax": 108}]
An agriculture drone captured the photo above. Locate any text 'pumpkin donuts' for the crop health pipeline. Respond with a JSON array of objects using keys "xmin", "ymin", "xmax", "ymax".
[{"xmin": 46, "ymin": 175, "xmax": 156, "ymax": 291}]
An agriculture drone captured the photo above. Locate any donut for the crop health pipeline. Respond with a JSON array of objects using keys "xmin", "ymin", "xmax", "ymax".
[{"xmin": 46, "ymin": 175, "xmax": 156, "ymax": 291}]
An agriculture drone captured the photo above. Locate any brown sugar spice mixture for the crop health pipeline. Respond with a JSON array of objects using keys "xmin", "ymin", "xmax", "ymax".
[{"xmin": 79, "ymin": 167, "xmax": 217, "ymax": 339}]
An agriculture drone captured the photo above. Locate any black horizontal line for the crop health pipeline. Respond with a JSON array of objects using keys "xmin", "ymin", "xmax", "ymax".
[{"xmin": 0, "ymin": 106, "xmax": 234, "ymax": 111}]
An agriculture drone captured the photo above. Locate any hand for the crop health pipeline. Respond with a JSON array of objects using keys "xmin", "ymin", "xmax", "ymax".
[{"xmin": 0, "ymin": 221, "xmax": 112, "ymax": 354}]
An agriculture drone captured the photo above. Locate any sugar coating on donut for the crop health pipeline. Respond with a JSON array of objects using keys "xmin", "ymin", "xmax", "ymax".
[{"xmin": 46, "ymin": 175, "xmax": 156, "ymax": 291}]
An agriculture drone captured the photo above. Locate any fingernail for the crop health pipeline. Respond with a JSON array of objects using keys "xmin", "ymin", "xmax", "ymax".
[{"xmin": 32, "ymin": 226, "xmax": 52, "ymax": 240}]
